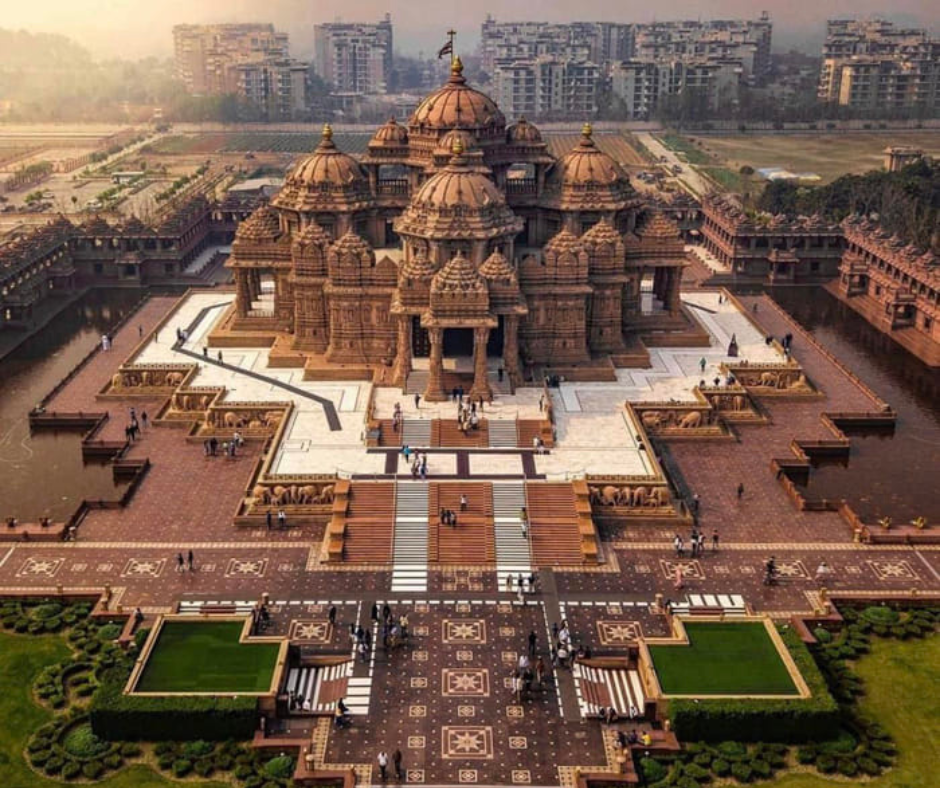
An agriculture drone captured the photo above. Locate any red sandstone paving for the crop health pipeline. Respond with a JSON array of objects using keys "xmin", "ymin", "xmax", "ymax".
[
  {"xmin": 46, "ymin": 296, "xmax": 179, "ymax": 412},
  {"xmin": 324, "ymin": 602, "xmax": 608, "ymax": 786}
]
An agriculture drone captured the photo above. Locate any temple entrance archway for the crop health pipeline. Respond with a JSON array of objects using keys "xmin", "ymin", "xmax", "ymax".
[
  {"xmin": 444, "ymin": 328, "xmax": 474, "ymax": 357},
  {"xmin": 412, "ymin": 316, "xmax": 430, "ymax": 357},
  {"xmin": 487, "ymin": 315, "xmax": 504, "ymax": 357}
]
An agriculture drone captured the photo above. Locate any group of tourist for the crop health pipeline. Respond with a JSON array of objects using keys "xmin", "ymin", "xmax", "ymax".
[
  {"xmin": 202, "ymin": 432, "xmax": 243, "ymax": 458},
  {"xmin": 673, "ymin": 528, "xmax": 719, "ymax": 557},
  {"xmin": 265, "ymin": 509, "xmax": 289, "ymax": 529},
  {"xmin": 100, "ymin": 333, "xmax": 113, "ymax": 352},
  {"xmin": 391, "ymin": 402, "xmax": 403, "ymax": 432},
  {"xmin": 505, "ymin": 571, "xmax": 539, "ymax": 603},
  {"xmin": 124, "ymin": 406, "xmax": 146, "ymax": 442},
  {"xmin": 174, "ymin": 550, "xmax": 196, "ymax": 572},
  {"xmin": 351, "ymin": 603, "xmax": 410, "ymax": 663},
  {"xmin": 509, "ymin": 650, "xmax": 548, "ymax": 702},
  {"xmin": 456, "ymin": 399, "xmax": 481, "ymax": 434},
  {"xmin": 375, "ymin": 749, "xmax": 404, "ymax": 782},
  {"xmin": 599, "ymin": 704, "xmax": 642, "ymax": 724}
]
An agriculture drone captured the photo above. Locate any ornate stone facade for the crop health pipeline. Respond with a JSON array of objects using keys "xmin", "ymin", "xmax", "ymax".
[{"xmin": 226, "ymin": 58, "xmax": 689, "ymax": 398}]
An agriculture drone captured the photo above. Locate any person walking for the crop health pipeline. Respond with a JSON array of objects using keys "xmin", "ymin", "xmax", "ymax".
[
  {"xmin": 277, "ymin": 509, "xmax": 287, "ymax": 528},
  {"xmin": 674, "ymin": 565, "xmax": 684, "ymax": 590},
  {"xmin": 413, "ymin": 393, "xmax": 420, "ymax": 409},
  {"xmin": 328, "ymin": 605, "xmax": 337, "ymax": 625},
  {"xmin": 377, "ymin": 751, "xmax": 388, "ymax": 782},
  {"xmin": 187, "ymin": 549, "xmax": 194, "ymax": 571},
  {"xmin": 176, "ymin": 552, "xmax": 185, "ymax": 572},
  {"xmin": 674, "ymin": 534, "xmax": 683, "ymax": 556},
  {"xmin": 460, "ymin": 494, "xmax": 468, "ymax": 511},
  {"xmin": 712, "ymin": 529, "xmax": 720, "ymax": 551},
  {"xmin": 536, "ymin": 656, "xmax": 546, "ymax": 687},
  {"xmin": 393, "ymin": 749, "xmax": 403, "ymax": 780},
  {"xmin": 217, "ymin": 350, "xmax": 223, "ymax": 363},
  {"xmin": 266, "ymin": 509, "xmax": 273, "ymax": 530},
  {"xmin": 528, "ymin": 629, "xmax": 537, "ymax": 656},
  {"xmin": 736, "ymin": 482, "xmax": 745, "ymax": 500},
  {"xmin": 699, "ymin": 357, "xmax": 706, "ymax": 373}
]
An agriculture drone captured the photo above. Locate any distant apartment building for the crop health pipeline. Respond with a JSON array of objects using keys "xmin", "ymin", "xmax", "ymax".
[
  {"xmin": 818, "ymin": 19, "xmax": 939, "ymax": 112},
  {"xmin": 313, "ymin": 15, "xmax": 393, "ymax": 96},
  {"xmin": 493, "ymin": 58, "xmax": 600, "ymax": 118},
  {"xmin": 172, "ymin": 24, "xmax": 308, "ymax": 118},
  {"xmin": 611, "ymin": 58, "xmax": 742, "ymax": 119},
  {"xmin": 480, "ymin": 17, "xmax": 632, "ymax": 74},
  {"xmin": 631, "ymin": 15, "xmax": 772, "ymax": 84},
  {"xmin": 484, "ymin": 15, "xmax": 769, "ymax": 120}
]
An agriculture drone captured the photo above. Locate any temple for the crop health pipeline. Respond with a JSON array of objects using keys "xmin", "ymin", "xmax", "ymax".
[{"xmin": 224, "ymin": 57, "xmax": 690, "ymax": 398}]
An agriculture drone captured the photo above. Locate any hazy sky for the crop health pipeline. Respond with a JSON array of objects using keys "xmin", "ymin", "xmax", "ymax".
[{"xmin": 4, "ymin": 0, "xmax": 938, "ymax": 59}]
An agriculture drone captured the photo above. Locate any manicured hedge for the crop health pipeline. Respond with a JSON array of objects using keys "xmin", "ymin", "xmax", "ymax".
[
  {"xmin": 90, "ymin": 669, "xmax": 258, "ymax": 741},
  {"xmin": 668, "ymin": 627, "xmax": 839, "ymax": 743}
]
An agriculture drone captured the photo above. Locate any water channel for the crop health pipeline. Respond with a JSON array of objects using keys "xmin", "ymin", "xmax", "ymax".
[
  {"xmin": 0, "ymin": 289, "xmax": 143, "ymax": 520},
  {"xmin": 0, "ymin": 285, "xmax": 936, "ymax": 525}
]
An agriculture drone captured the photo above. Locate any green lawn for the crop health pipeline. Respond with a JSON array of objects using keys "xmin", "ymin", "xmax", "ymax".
[
  {"xmin": 767, "ymin": 635, "xmax": 939, "ymax": 788},
  {"xmin": 0, "ymin": 631, "xmax": 228, "ymax": 788},
  {"xmin": 135, "ymin": 620, "xmax": 278, "ymax": 694},
  {"xmin": 650, "ymin": 622, "xmax": 799, "ymax": 695},
  {"xmin": 658, "ymin": 133, "xmax": 713, "ymax": 165}
]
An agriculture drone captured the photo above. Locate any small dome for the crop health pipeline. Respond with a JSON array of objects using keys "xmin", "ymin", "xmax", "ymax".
[
  {"xmin": 435, "ymin": 129, "xmax": 478, "ymax": 157},
  {"xmin": 479, "ymin": 249, "xmax": 516, "ymax": 282},
  {"xmin": 400, "ymin": 248, "xmax": 436, "ymax": 280},
  {"xmin": 236, "ymin": 205, "xmax": 281, "ymax": 243},
  {"xmin": 581, "ymin": 218, "xmax": 622, "ymax": 246},
  {"xmin": 507, "ymin": 117, "xmax": 542, "ymax": 144},
  {"xmin": 287, "ymin": 124, "xmax": 368, "ymax": 188},
  {"xmin": 431, "ymin": 252, "xmax": 486, "ymax": 293},
  {"xmin": 412, "ymin": 153, "xmax": 505, "ymax": 212},
  {"xmin": 546, "ymin": 124, "xmax": 634, "ymax": 208},
  {"xmin": 330, "ymin": 229, "xmax": 371, "ymax": 258},
  {"xmin": 370, "ymin": 117, "xmax": 408, "ymax": 147},
  {"xmin": 80, "ymin": 215, "xmax": 114, "ymax": 236},
  {"xmin": 544, "ymin": 227, "xmax": 584, "ymax": 255},
  {"xmin": 410, "ymin": 57, "xmax": 505, "ymax": 132},
  {"xmin": 635, "ymin": 211, "xmax": 680, "ymax": 240},
  {"xmin": 292, "ymin": 221, "xmax": 331, "ymax": 249}
]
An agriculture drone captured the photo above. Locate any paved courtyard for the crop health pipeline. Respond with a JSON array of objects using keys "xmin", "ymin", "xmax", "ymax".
[{"xmin": 3, "ymin": 287, "xmax": 938, "ymax": 785}]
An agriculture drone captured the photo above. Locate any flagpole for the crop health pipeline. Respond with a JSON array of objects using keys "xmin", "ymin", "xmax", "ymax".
[{"xmin": 448, "ymin": 29, "xmax": 456, "ymax": 66}]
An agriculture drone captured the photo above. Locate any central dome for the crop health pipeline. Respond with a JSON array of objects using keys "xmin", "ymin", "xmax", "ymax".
[
  {"xmin": 545, "ymin": 123, "xmax": 635, "ymax": 210},
  {"xmin": 409, "ymin": 57, "xmax": 505, "ymax": 133}
]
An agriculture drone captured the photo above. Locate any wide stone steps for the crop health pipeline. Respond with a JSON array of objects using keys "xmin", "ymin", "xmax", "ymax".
[
  {"xmin": 573, "ymin": 663, "xmax": 646, "ymax": 719},
  {"xmin": 492, "ymin": 481, "xmax": 531, "ymax": 585},
  {"xmin": 518, "ymin": 418, "xmax": 552, "ymax": 448},
  {"xmin": 429, "ymin": 483, "xmax": 495, "ymax": 564},
  {"xmin": 344, "ymin": 483, "xmax": 395, "ymax": 563},
  {"xmin": 401, "ymin": 418, "xmax": 432, "ymax": 448},
  {"xmin": 392, "ymin": 482, "xmax": 429, "ymax": 592},
  {"xmin": 285, "ymin": 661, "xmax": 358, "ymax": 714},
  {"xmin": 438, "ymin": 418, "xmax": 489, "ymax": 448},
  {"xmin": 488, "ymin": 419, "xmax": 518, "ymax": 448},
  {"xmin": 526, "ymin": 482, "xmax": 584, "ymax": 566}
]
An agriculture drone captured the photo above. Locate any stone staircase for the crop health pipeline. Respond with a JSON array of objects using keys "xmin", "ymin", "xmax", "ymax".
[
  {"xmin": 488, "ymin": 419, "xmax": 518, "ymax": 448},
  {"xmin": 401, "ymin": 419, "xmax": 432, "ymax": 448},
  {"xmin": 391, "ymin": 482, "xmax": 429, "ymax": 592},
  {"xmin": 527, "ymin": 483, "xmax": 585, "ymax": 566},
  {"xmin": 429, "ymin": 483, "xmax": 495, "ymax": 564},
  {"xmin": 573, "ymin": 661, "xmax": 647, "ymax": 719},
  {"xmin": 492, "ymin": 481, "xmax": 532, "ymax": 587},
  {"xmin": 343, "ymin": 483, "xmax": 395, "ymax": 563}
]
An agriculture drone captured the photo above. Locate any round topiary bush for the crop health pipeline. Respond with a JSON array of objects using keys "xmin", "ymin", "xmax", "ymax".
[
  {"xmin": 104, "ymin": 752, "xmax": 123, "ymax": 769},
  {"xmin": 683, "ymin": 762, "xmax": 711, "ymax": 781},
  {"xmin": 750, "ymin": 759, "xmax": 771, "ymax": 778},
  {"xmin": 157, "ymin": 754, "xmax": 175, "ymax": 771},
  {"xmin": 173, "ymin": 758, "xmax": 193, "ymax": 778},
  {"xmin": 32, "ymin": 603, "xmax": 63, "ymax": 620},
  {"xmin": 813, "ymin": 627, "xmax": 832, "ymax": 643},
  {"xmin": 711, "ymin": 758, "xmax": 730, "ymax": 777},
  {"xmin": 858, "ymin": 757, "xmax": 881, "ymax": 776},
  {"xmin": 43, "ymin": 755, "xmax": 65, "ymax": 775},
  {"xmin": 730, "ymin": 762, "xmax": 753, "ymax": 782},
  {"xmin": 194, "ymin": 759, "xmax": 216, "ymax": 777},
  {"xmin": 82, "ymin": 760, "xmax": 105, "ymax": 779},
  {"xmin": 153, "ymin": 741, "xmax": 177, "ymax": 757},
  {"xmin": 837, "ymin": 758, "xmax": 859, "ymax": 777},
  {"xmin": 29, "ymin": 749, "xmax": 52, "ymax": 767},
  {"xmin": 693, "ymin": 752, "xmax": 712, "ymax": 767},
  {"xmin": 263, "ymin": 755, "xmax": 294, "ymax": 779},
  {"xmin": 61, "ymin": 722, "xmax": 111, "ymax": 760},
  {"xmin": 676, "ymin": 777, "xmax": 701, "ymax": 788},
  {"xmin": 120, "ymin": 742, "xmax": 142, "ymax": 757},
  {"xmin": 816, "ymin": 755, "xmax": 836, "ymax": 773},
  {"xmin": 182, "ymin": 740, "xmax": 214, "ymax": 759},
  {"xmin": 96, "ymin": 623, "xmax": 123, "ymax": 641},
  {"xmin": 861, "ymin": 606, "xmax": 899, "ymax": 626},
  {"xmin": 640, "ymin": 757, "xmax": 668, "ymax": 783},
  {"xmin": 61, "ymin": 761, "xmax": 81, "ymax": 780}
]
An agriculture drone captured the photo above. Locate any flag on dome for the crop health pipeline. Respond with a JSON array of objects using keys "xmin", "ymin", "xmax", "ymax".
[{"xmin": 437, "ymin": 39, "xmax": 453, "ymax": 59}]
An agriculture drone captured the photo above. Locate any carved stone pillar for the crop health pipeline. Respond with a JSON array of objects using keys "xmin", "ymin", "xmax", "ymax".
[
  {"xmin": 503, "ymin": 315, "xmax": 521, "ymax": 389},
  {"xmin": 423, "ymin": 327, "xmax": 446, "ymax": 402},
  {"xmin": 235, "ymin": 269, "xmax": 250, "ymax": 317},
  {"xmin": 470, "ymin": 326, "xmax": 492, "ymax": 402},
  {"xmin": 392, "ymin": 315, "xmax": 413, "ymax": 389},
  {"xmin": 667, "ymin": 267, "xmax": 683, "ymax": 315}
]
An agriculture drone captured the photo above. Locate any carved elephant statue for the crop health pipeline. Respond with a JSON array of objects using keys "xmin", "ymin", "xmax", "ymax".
[
  {"xmin": 600, "ymin": 485, "xmax": 619, "ymax": 506},
  {"xmin": 641, "ymin": 411, "xmax": 662, "ymax": 429},
  {"xmin": 589, "ymin": 486, "xmax": 602, "ymax": 505},
  {"xmin": 111, "ymin": 373, "xmax": 123, "ymax": 390},
  {"xmin": 251, "ymin": 485, "xmax": 270, "ymax": 505},
  {"xmin": 615, "ymin": 487, "xmax": 632, "ymax": 506},
  {"xmin": 272, "ymin": 485, "xmax": 289, "ymax": 505},
  {"xmin": 224, "ymin": 411, "xmax": 240, "ymax": 428},
  {"xmin": 650, "ymin": 488, "xmax": 670, "ymax": 506},
  {"xmin": 140, "ymin": 371, "xmax": 152, "ymax": 386},
  {"xmin": 199, "ymin": 395, "xmax": 211, "ymax": 410},
  {"xmin": 789, "ymin": 373, "xmax": 810, "ymax": 391},
  {"xmin": 264, "ymin": 410, "xmax": 283, "ymax": 426},
  {"xmin": 631, "ymin": 486, "xmax": 649, "ymax": 506},
  {"xmin": 248, "ymin": 419, "xmax": 263, "ymax": 429},
  {"xmin": 319, "ymin": 484, "xmax": 335, "ymax": 503},
  {"xmin": 288, "ymin": 485, "xmax": 300, "ymax": 504},
  {"xmin": 298, "ymin": 485, "xmax": 319, "ymax": 504},
  {"xmin": 759, "ymin": 371, "xmax": 778, "ymax": 387},
  {"xmin": 733, "ymin": 394, "xmax": 747, "ymax": 411},
  {"xmin": 678, "ymin": 411, "xmax": 703, "ymax": 429},
  {"xmin": 166, "ymin": 371, "xmax": 184, "ymax": 387}
]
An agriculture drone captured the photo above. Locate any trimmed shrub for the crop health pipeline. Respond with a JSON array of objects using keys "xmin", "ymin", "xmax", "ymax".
[
  {"xmin": 710, "ymin": 758, "xmax": 730, "ymax": 777},
  {"xmin": 837, "ymin": 758, "xmax": 859, "ymax": 777},
  {"xmin": 61, "ymin": 761, "xmax": 82, "ymax": 780},
  {"xmin": 816, "ymin": 755, "xmax": 836, "ymax": 773},
  {"xmin": 120, "ymin": 742, "xmax": 142, "ymax": 757},
  {"xmin": 858, "ymin": 757, "xmax": 881, "ymax": 775},
  {"xmin": 813, "ymin": 627, "xmax": 832, "ymax": 643},
  {"xmin": 62, "ymin": 722, "xmax": 110, "ymax": 759},
  {"xmin": 44, "ymin": 755, "xmax": 65, "ymax": 775},
  {"xmin": 90, "ymin": 670, "xmax": 258, "ymax": 741},
  {"xmin": 32, "ymin": 603, "xmax": 63, "ymax": 620},
  {"xmin": 82, "ymin": 760, "xmax": 105, "ymax": 779},
  {"xmin": 693, "ymin": 752, "xmax": 712, "ymax": 767},
  {"xmin": 683, "ymin": 762, "xmax": 711, "ymax": 781},
  {"xmin": 639, "ymin": 757, "xmax": 667, "ymax": 783},
  {"xmin": 104, "ymin": 752, "xmax": 123, "ymax": 769},
  {"xmin": 97, "ymin": 623, "xmax": 123, "ymax": 641},
  {"xmin": 183, "ymin": 740, "xmax": 215, "ymax": 759},
  {"xmin": 264, "ymin": 755, "xmax": 294, "ymax": 779},
  {"xmin": 29, "ymin": 749, "xmax": 52, "ymax": 766},
  {"xmin": 173, "ymin": 758, "xmax": 193, "ymax": 778},
  {"xmin": 730, "ymin": 762, "xmax": 753, "ymax": 782},
  {"xmin": 194, "ymin": 758, "xmax": 216, "ymax": 777},
  {"xmin": 751, "ymin": 759, "xmax": 772, "ymax": 778},
  {"xmin": 861, "ymin": 606, "xmax": 899, "ymax": 626}
]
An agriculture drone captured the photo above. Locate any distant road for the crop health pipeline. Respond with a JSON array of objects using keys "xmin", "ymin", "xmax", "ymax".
[{"xmin": 635, "ymin": 132, "xmax": 712, "ymax": 197}]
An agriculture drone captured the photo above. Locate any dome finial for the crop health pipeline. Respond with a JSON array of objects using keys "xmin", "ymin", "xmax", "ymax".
[
  {"xmin": 322, "ymin": 123, "xmax": 333, "ymax": 142},
  {"xmin": 452, "ymin": 55, "xmax": 463, "ymax": 75},
  {"xmin": 451, "ymin": 136, "xmax": 465, "ymax": 156},
  {"xmin": 581, "ymin": 122, "xmax": 593, "ymax": 138}
]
